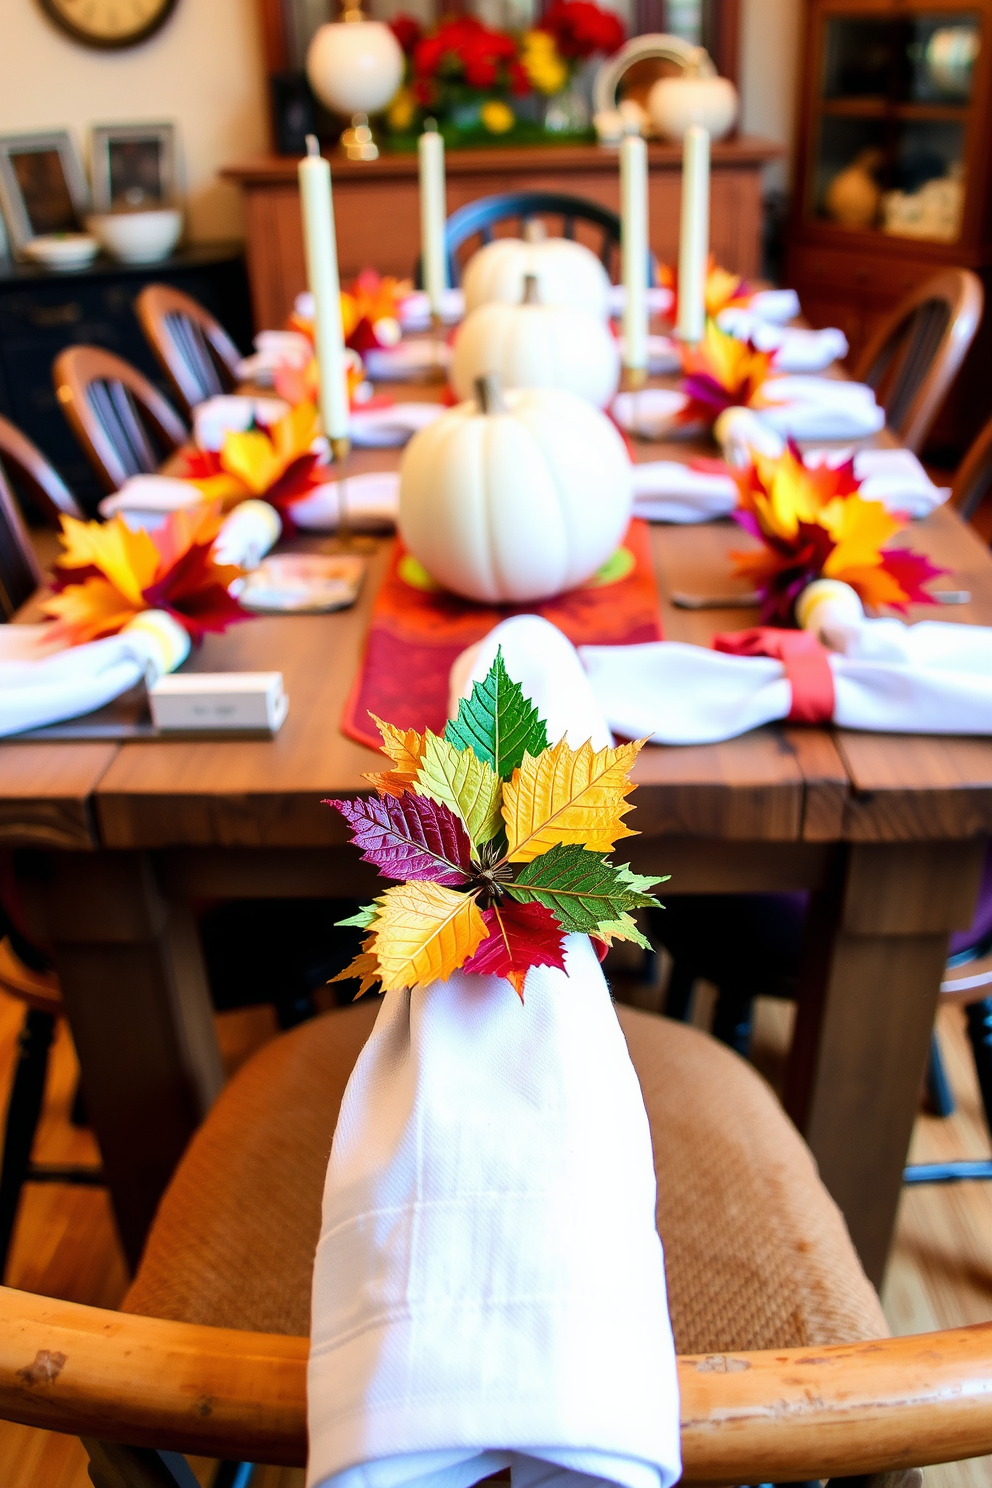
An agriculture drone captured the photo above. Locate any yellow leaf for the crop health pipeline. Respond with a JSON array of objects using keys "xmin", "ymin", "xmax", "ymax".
[
  {"xmin": 42, "ymin": 576, "xmax": 142, "ymax": 643},
  {"xmin": 221, "ymin": 402, "xmax": 320, "ymax": 496},
  {"xmin": 415, "ymin": 732, "xmax": 503, "ymax": 850},
  {"xmin": 56, "ymin": 513, "xmax": 160, "ymax": 605},
  {"xmin": 330, "ymin": 943, "xmax": 383, "ymax": 1000},
  {"xmin": 502, "ymin": 737, "xmax": 643, "ymax": 864},
  {"xmin": 822, "ymin": 496, "xmax": 903, "ymax": 576},
  {"xmin": 371, "ymin": 880, "xmax": 487, "ymax": 993},
  {"xmin": 363, "ymin": 714, "xmax": 427, "ymax": 798}
]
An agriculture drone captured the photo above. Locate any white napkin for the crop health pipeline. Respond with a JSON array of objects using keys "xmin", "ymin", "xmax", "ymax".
[
  {"xmin": 307, "ymin": 612, "xmax": 681, "ymax": 1488},
  {"xmin": 756, "ymin": 376, "xmax": 885, "ymax": 441},
  {"xmin": 236, "ymin": 330, "xmax": 313, "ymax": 386},
  {"xmin": 631, "ymin": 461, "xmax": 737, "ymax": 524},
  {"xmin": 399, "ymin": 288, "xmax": 466, "ymax": 330},
  {"xmin": 716, "ymin": 310, "xmax": 848, "ymax": 373},
  {"xmin": 289, "ymin": 470, "xmax": 400, "ymax": 531},
  {"xmin": 804, "ymin": 447, "xmax": 950, "ymax": 518},
  {"xmin": 349, "ymin": 402, "xmax": 445, "ymax": 448},
  {"xmin": 579, "ymin": 619, "xmax": 992, "ymax": 743},
  {"xmin": 212, "ymin": 500, "xmax": 282, "ymax": 570},
  {"xmin": 193, "ymin": 395, "xmax": 290, "ymax": 452},
  {"xmin": 611, "ymin": 389, "xmax": 691, "ymax": 439},
  {"xmin": 100, "ymin": 476, "xmax": 205, "ymax": 522},
  {"xmin": 0, "ymin": 610, "xmax": 190, "ymax": 738},
  {"xmin": 746, "ymin": 288, "xmax": 800, "ymax": 324},
  {"xmin": 607, "ymin": 285, "xmax": 675, "ymax": 319},
  {"xmin": 364, "ymin": 341, "xmax": 452, "ymax": 381},
  {"xmin": 617, "ymin": 335, "xmax": 681, "ymax": 376}
]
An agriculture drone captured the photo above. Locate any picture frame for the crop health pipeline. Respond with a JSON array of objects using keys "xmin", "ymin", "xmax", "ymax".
[
  {"xmin": 0, "ymin": 131, "xmax": 90, "ymax": 259},
  {"xmin": 90, "ymin": 122, "xmax": 179, "ymax": 213}
]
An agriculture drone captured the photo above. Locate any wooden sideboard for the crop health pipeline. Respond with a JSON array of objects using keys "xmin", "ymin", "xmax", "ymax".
[{"xmin": 224, "ymin": 138, "xmax": 783, "ymax": 331}]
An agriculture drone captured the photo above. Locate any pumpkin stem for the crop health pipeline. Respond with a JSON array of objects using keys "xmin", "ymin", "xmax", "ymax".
[
  {"xmin": 475, "ymin": 374, "xmax": 508, "ymax": 415},
  {"xmin": 522, "ymin": 274, "xmax": 541, "ymax": 306},
  {"xmin": 522, "ymin": 218, "xmax": 547, "ymax": 243}
]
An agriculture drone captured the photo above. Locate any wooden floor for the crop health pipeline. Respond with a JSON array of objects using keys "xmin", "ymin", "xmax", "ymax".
[{"xmin": 1, "ymin": 980, "xmax": 991, "ymax": 1486}]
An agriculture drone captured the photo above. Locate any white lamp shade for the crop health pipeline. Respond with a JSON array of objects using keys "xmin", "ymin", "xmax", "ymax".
[
  {"xmin": 647, "ymin": 75, "xmax": 738, "ymax": 141},
  {"xmin": 306, "ymin": 20, "xmax": 404, "ymax": 116}
]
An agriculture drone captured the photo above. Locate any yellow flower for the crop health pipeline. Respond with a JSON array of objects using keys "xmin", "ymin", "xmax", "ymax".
[
  {"xmin": 522, "ymin": 29, "xmax": 568, "ymax": 94},
  {"xmin": 387, "ymin": 87, "xmax": 417, "ymax": 133},
  {"xmin": 480, "ymin": 99, "xmax": 515, "ymax": 134}
]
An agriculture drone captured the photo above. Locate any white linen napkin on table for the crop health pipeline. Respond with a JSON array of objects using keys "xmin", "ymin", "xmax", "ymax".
[
  {"xmin": 236, "ymin": 330, "xmax": 313, "ymax": 386},
  {"xmin": 745, "ymin": 288, "xmax": 800, "ymax": 324},
  {"xmin": 756, "ymin": 376, "xmax": 885, "ymax": 441},
  {"xmin": 364, "ymin": 341, "xmax": 452, "ymax": 381},
  {"xmin": 307, "ymin": 612, "xmax": 682, "ymax": 1488},
  {"xmin": 193, "ymin": 395, "xmax": 291, "ymax": 451},
  {"xmin": 289, "ymin": 471, "xmax": 400, "ymax": 531},
  {"xmin": 631, "ymin": 461, "xmax": 737, "ymax": 524},
  {"xmin": 349, "ymin": 402, "xmax": 445, "ymax": 448},
  {"xmin": 399, "ymin": 288, "xmax": 466, "ymax": 330},
  {"xmin": 716, "ymin": 310, "xmax": 848, "ymax": 373},
  {"xmin": 607, "ymin": 285, "xmax": 675, "ymax": 320},
  {"xmin": 0, "ymin": 610, "xmax": 190, "ymax": 738},
  {"xmin": 804, "ymin": 447, "xmax": 950, "ymax": 519}
]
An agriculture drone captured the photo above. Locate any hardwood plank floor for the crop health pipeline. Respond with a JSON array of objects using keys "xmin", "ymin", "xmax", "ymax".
[{"xmin": 1, "ymin": 982, "xmax": 991, "ymax": 1486}]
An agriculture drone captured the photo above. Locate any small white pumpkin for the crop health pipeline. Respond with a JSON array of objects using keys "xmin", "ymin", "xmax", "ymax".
[
  {"xmin": 399, "ymin": 376, "xmax": 632, "ymax": 604},
  {"xmin": 451, "ymin": 275, "xmax": 621, "ymax": 407},
  {"xmin": 462, "ymin": 233, "xmax": 612, "ymax": 320}
]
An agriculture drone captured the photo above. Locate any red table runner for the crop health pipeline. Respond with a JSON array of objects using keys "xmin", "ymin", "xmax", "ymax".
[{"xmin": 342, "ymin": 519, "xmax": 664, "ymax": 750}]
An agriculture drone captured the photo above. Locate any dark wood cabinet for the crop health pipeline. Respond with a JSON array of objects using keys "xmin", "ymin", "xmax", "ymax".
[{"xmin": 0, "ymin": 244, "xmax": 253, "ymax": 513}]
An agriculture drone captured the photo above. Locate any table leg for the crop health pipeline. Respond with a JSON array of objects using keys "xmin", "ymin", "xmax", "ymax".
[
  {"xmin": 17, "ymin": 850, "xmax": 223, "ymax": 1270},
  {"xmin": 786, "ymin": 839, "xmax": 985, "ymax": 1288}
]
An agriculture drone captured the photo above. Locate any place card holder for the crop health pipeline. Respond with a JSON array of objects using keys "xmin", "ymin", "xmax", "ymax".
[{"xmin": 149, "ymin": 673, "xmax": 289, "ymax": 734}]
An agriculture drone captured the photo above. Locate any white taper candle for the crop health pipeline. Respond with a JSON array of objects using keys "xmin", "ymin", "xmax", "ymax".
[
  {"xmin": 620, "ymin": 129, "xmax": 648, "ymax": 375},
  {"xmin": 676, "ymin": 124, "xmax": 710, "ymax": 345},
  {"xmin": 298, "ymin": 135, "xmax": 349, "ymax": 443},
  {"xmin": 418, "ymin": 122, "xmax": 447, "ymax": 317}
]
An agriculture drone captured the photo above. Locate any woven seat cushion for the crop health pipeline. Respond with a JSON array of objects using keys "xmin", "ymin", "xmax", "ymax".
[{"xmin": 123, "ymin": 1001, "xmax": 887, "ymax": 1353}]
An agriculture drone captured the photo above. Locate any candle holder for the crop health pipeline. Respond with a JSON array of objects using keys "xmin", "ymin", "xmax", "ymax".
[
  {"xmin": 320, "ymin": 435, "xmax": 378, "ymax": 556},
  {"xmin": 621, "ymin": 363, "xmax": 649, "ymax": 440},
  {"xmin": 306, "ymin": 3, "xmax": 404, "ymax": 166}
]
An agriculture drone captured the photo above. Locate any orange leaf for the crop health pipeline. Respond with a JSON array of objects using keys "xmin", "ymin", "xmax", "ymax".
[
  {"xmin": 330, "ymin": 934, "xmax": 383, "ymax": 999},
  {"xmin": 502, "ymin": 737, "xmax": 644, "ymax": 864},
  {"xmin": 42, "ymin": 576, "xmax": 142, "ymax": 644},
  {"xmin": 371, "ymin": 880, "xmax": 487, "ymax": 992},
  {"xmin": 363, "ymin": 714, "xmax": 428, "ymax": 797}
]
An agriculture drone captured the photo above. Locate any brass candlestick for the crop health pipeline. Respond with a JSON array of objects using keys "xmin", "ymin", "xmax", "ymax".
[
  {"xmin": 320, "ymin": 434, "xmax": 377, "ymax": 555},
  {"xmin": 621, "ymin": 363, "xmax": 649, "ymax": 439},
  {"xmin": 429, "ymin": 310, "xmax": 448, "ymax": 383}
]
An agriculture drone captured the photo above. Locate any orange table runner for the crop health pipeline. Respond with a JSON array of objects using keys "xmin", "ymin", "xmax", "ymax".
[{"xmin": 342, "ymin": 519, "xmax": 663, "ymax": 750}]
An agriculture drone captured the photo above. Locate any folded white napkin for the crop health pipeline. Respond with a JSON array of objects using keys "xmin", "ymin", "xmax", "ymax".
[
  {"xmin": 307, "ymin": 612, "xmax": 681, "ymax": 1488},
  {"xmin": 236, "ymin": 330, "xmax": 313, "ymax": 386},
  {"xmin": 364, "ymin": 340, "xmax": 452, "ymax": 381},
  {"xmin": 193, "ymin": 395, "xmax": 290, "ymax": 451},
  {"xmin": 0, "ymin": 610, "xmax": 190, "ymax": 738},
  {"xmin": 100, "ymin": 475, "xmax": 205, "ymax": 521},
  {"xmin": 611, "ymin": 389, "xmax": 692, "ymax": 440},
  {"xmin": 804, "ymin": 447, "xmax": 950, "ymax": 518},
  {"xmin": 399, "ymin": 288, "xmax": 466, "ymax": 330},
  {"xmin": 607, "ymin": 285, "xmax": 675, "ymax": 319},
  {"xmin": 617, "ymin": 335, "xmax": 681, "ymax": 376},
  {"xmin": 212, "ymin": 500, "xmax": 282, "ymax": 569},
  {"xmin": 631, "ymin": 461, "xmax": 737, "ymax": 524},
  {"xmin": 745, "ymin": 288, "xmax": 800, "ymax": 324},
  {"xmin": 349, "ymin": 402, "xmax": 445, "ymax": 448},
  {"xmin": 579, "ymin": 618, "xmax": 992, "ymax": 743},
  {"xmin": 716, "ymin": 310, "xmax": 848, "ymax": 373},
  {"xmin": 288, "ymin": 470, "xmax": 400, "ymax": 531},
  {"xmin": 756, "ymin": 376, "xmax": 885, "ymax": 441}
]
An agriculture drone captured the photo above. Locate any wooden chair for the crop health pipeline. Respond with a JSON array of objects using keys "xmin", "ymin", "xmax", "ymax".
[
  {"xmin": 2, "ymin": 1000, "xmax": 991, "ymax": 1484},
  {"xmin": 426, "ymin": 190, "xmax": 633, "ymax": 288},
  {"xmin": 0, "ymin": 463, "xmax": 42, "ymax": 622},
  {"xmin": 0, "ymin": 414, "xmax": 82, "ymax": 529},
  {"xmin": 52, "ymin": 346, "xmax": 188, "ymax": 496},
  {"xmin": 852, "ymin": 268, "xmax": 984, "ymax": 454},
  {"xmin": 951, "ymin": 408, "xmax": 992, "ymax": 524},
  {"xmin": 135, "ymin": 285, "xmax": 242, "ymax": 419}
]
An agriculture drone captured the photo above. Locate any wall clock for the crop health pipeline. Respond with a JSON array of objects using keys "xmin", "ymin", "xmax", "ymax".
[{"xmin": 37, "ymin": 0, "xmax": 179, "ymax": 50}]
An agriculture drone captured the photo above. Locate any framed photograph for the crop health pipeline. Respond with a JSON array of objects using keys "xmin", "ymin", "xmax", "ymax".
[
  {"xmin": 0, "ymin": 131, "xmax": 90, "ymax": 258},
  {"xmin": 90, "ymin": 123, "xmax": 179, "ymax": 213}
]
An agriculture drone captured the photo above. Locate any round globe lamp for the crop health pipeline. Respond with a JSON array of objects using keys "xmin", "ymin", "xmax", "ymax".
[{"xmin": 306, "ymin": 6, "xmax": 404, "ymax": 161}]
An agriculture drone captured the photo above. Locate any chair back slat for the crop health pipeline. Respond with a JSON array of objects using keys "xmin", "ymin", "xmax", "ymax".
[
  {"xmin": 952, "ymin": 411, "xmax": 992, "ymax": 524},
  {"xmin": 853, "ymin": 268, "xmax": 983, "ymax": 453},
  {"xmin": 53, "ymin": 346, "xmax": 188, "ymax": 496},
  {"xmin": 135, "ymin": 285, "xmax": 241, "ymax": 419},
  {"xmin": 0, "ymin": 466, "xmax": 42, "ymax": 621},
  {"xmin": 0, "ymin": 414, "xmax": 81, "ymax": 529}
]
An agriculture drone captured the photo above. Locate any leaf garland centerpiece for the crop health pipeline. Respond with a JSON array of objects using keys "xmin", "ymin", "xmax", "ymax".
[
  {"xmin": 679, "ymin": 319, "xmax": 773, "ymax": 426},
  {"xmin": 328, "ymin": 650, "xmax": 665, "ymax": 1000}
]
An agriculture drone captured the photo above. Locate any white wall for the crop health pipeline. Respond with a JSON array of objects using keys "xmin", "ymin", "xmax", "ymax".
[
  {"xmin": 0, "ymin": 0, "xmax": 269, "ymax": 241},
  {"xmin": 739, "ymin": 0, "xmax": 802, "ymax": 192}
]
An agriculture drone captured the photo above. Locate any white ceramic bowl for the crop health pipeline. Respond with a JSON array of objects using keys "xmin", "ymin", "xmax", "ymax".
[
  {"xmin": 647, "ymin": 75, "xmax": 739, "ymax": 141},
  {"xmin": 24, "ymin": 234, "xmax": 99, "ymax": 271},
  {"xmin": 89, "ymin": 208, "xmax": 183, "ymax": 264}
]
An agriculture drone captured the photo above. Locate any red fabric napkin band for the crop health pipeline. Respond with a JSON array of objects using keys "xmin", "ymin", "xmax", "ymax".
[{"xmin": 713, "ymin": 627, "xmax": 836, "ymax": 725}]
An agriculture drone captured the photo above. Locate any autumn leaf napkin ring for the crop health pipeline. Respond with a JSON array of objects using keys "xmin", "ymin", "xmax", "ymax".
[{"xmin": 327, "ymin": 651, "xmax": 665, "ymax": 1000}]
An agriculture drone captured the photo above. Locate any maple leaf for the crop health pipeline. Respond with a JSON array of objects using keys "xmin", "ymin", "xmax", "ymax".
[
  {"xmin": 415, "ymin": 733, "xmax": 503, "ymax": 853},
  {"xmin": 505, "ymin": 844, "xmax": 661, "ymax": 934},
  {"xmin": 337, "ymin": 903, "xmax": 379, "ymax": 928},
  {"xmin": 502, "ymin": 737, "xmax": 644, "ymax": 864},
  {"xmin": 593, "ymin": 911, "xmax": 653, "ymax": 951},
  {"xmin": 363, "ymin": 714, "xmax": 427, "ymax": 798},
  {"xmin": 42, "ymin": 575, "xmax": 143, "ymax": 644},
  {"xmin": 445, "ymin": 649, "xmax": 549, "ymax": 779},
  {"xmin": 371, "ymin": 880, "xmax": 488, "ymax": 992},
  {"xmin": 461, "ymin": 899, "xmax": 566, "ymax": 1001},
  {"xmin": 330, "ymin": 931, "xmax": 383, "ymax": 998},
  {"xmin": 326, "ymin": 793, "xmax": 472, "ymax": 885}
]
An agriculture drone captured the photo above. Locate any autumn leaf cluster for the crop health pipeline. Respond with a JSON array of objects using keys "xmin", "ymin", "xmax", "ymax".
[{"xmin": 327, "ymin": 651, "xmax": 664, "ymax": 1001}]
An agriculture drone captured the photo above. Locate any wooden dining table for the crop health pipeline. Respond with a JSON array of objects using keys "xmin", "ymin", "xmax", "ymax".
[{"xmin": 3, "ymin": 370, "xmax": 991, "ymax": 1291}]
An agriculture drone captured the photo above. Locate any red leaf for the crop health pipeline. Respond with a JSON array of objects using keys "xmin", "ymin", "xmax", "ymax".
[
  {"xmin": 462, "ymin": 899, "xmax": 566, "ymax": 1001},
  {"xmin": 141, "ymin": 541, "xmax": 248, "ymax": 641},
  {"xmin": 879, "ymin": 548, "xmax": 948, "ymax": 609},
  {"xmin": 325, "ymin": 793, "xmax": 473, "ymax": 885}
]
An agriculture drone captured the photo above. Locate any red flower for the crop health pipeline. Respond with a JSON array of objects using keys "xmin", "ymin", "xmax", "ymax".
[
  {"xmin": 389, "ymin": 12, "xmax": 422, "ymax": 54},
  {"xmin": 539, "ymin": 0, "xmax": 624, "ymax": 60},
  {"xmin": 508, "ymin": 58, "xmax": 531, "ymax": 95},
  {"xmin": 413, "ymin": 15, "xmax": 523, "ymax": 90}
]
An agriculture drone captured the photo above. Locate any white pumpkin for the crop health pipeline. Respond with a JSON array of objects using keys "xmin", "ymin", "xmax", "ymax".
[
  {"xmin": 462, "ymin": 235, "xmax": 612, "ymax": 320},
  {"xmin": 399, "ymin": 377, "xmax": 632, "ymax": 604},
  {"xmin": 451, "ymin": 276, "xmax": 621, "ymax": 407}
]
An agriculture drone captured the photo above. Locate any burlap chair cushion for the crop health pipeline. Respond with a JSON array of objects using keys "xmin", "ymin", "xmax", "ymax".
[{"xmin": 124, "ymin": 1001, "xmax": 887, "ymax": 1353}]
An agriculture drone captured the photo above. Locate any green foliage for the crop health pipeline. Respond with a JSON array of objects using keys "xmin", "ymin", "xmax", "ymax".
[
  {"xmin": 505, "ymin": 844, "xmax": 661, "ymax": 935},
  {"xmin": 445, "ymin": 648, "xmax": 549, "ymax": 780}
]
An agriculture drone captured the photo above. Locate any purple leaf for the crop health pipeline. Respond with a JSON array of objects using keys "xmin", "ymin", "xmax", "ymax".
[{"xmin": 325, "ymin": 793, "xmax": 473, "ymax": 884}]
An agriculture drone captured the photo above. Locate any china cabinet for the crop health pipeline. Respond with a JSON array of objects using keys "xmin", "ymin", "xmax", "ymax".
[{"xmin": 786, "ymin": 1, "xmax": 992, "ymax": 452}]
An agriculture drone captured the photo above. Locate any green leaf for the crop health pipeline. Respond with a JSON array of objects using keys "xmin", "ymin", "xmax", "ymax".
[
  {"xmin": 336, "ymin": 903, "xmax": 379, "ymax": 929},
  {"xmin": 445, "ymin": 648, "xmax": 549, "ymax": 780},
  {"xmin": 505, "ymin": 844, "xmax": 662, "ymax": 935},
  {"xmin": 415, "ymin": 732, "xmax": 503, "ymax": 852},
  {"xmin": 595, "ymin": 911, "xmax": 654, "ymax": 952},
  {"xmin": 614, "ymin": 864, "xmax": 670, "ymax": 896}
]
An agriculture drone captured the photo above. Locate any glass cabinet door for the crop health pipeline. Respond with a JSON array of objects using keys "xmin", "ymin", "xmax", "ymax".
[{"xmin": 809, "ymin": 10, "xmax": 980, "ymax": 243}]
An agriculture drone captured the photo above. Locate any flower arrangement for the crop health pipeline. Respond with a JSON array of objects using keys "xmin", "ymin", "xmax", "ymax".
[
  {"xmin": 43, "ymin": 505, "xmax": 246, "ymax": 645},
  {"xmin": 290, "ymin": 271, "xmax": 412, "ymax": 357},
  {"xmin": 328, "ymin": 650, "xmax": 664, "ymax": 999},
  {"xmin": 730, "ymin": 444, "xmax": 945, "ymax": 624},
  {"xmin": 679, "ymin": 320, "xmax": 773, "ymax": 425},
  {"xmin": 385, "ymin": 3, "xmax": 623, "ymax": 145},
  {"xmin": 659, "ymin": 258, "xmax": 753, "ymax": 323},
  {"xmin": 178, "ymin": 402, "xmax": 326, "ymax": 518}
]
